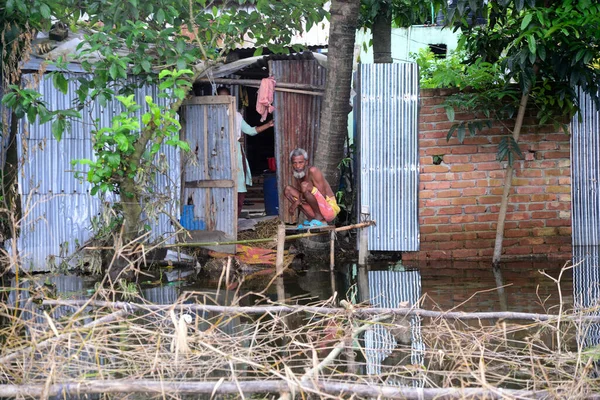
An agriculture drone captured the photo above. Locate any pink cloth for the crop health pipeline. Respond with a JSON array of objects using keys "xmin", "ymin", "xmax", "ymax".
[{"xmin": 256, "ymin": 77, "xmax": 276, "ymax": 122}]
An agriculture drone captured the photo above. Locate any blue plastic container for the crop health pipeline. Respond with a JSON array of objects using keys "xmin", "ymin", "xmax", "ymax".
[
  {"xmin": 180, "ymin": 205, "xmax": 206, "ymax": 230},
  {"xmin": 263, "ymin": 173, "xmax": 279, "ymax": 216}
]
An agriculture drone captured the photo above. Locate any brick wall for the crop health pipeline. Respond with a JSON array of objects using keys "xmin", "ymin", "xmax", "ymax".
[{"xmin": 403, "ymin": 89, "xmax": 572, "ymax": 261}]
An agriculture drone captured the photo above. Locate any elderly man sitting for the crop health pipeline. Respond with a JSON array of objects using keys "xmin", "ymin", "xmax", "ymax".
[{"xmin": 283, "ymin": 148, "xmax": 340, "ymax": 225}]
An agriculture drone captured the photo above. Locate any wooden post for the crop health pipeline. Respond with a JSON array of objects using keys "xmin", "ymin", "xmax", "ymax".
[
  {"xmin": 275, "ymin": 224, "xmax": 286, "ymax": 302},
  {"xmin": 358, "ymin": 206, "xmax": 370, "ymax": 266},
  {"xmin": 329, "ymin": 230, "xmax": 335, "ymax": 271}
]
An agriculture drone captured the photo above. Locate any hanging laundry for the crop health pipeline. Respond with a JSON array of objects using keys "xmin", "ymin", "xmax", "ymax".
[{"xmin": 256, "ymin": 76, "xmax": 276, "ymax": 122}]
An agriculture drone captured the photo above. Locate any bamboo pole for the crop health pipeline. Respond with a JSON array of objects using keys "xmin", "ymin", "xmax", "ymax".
[
  {"xmin": 82, "ymin": 221, "xmax": 376, "ymax": 250},
  {"xmin": 0, "ymin": 379, "xmax": 568, "ymax": 399},
  {"xmin": 275, "ymin": 224, "xmax": 286, "ymax": 302},
  {"xmin": 329, "ymin": 230, "xmax": 335, "ymax": 271},
  {"xmin": 40, "ymin": 299, "xmax": 600, "ymax": 322},
  {"xmin": 197, "ymin": 77, "xmax": 324, "ymax": 91}
]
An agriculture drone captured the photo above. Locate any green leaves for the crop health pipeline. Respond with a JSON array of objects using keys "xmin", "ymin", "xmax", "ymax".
[{"xmin": 497, "ymin": 136, "xmax": 523, "ymax": 166}]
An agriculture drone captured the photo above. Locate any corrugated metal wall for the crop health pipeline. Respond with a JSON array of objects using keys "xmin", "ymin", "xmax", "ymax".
[
  {"xmin": 571, "ymin": 90, "xmax": 600, "ymax": 246},
  {"xmin": 272, "ymin": 60, "xmax": 326, "ymax": 224},
  {"xmin": 571, "ymin": 90, "xmax": 600, "ymax": 348},
  {"xmin": 14, "ymin": 73, "xmax": 180, "ymax": 271},
  {"xmin": 180, "ymin": 96, "xmax": 237, "ymax": 237},
  {"xmin": 357, "ymin": 63, "xmax": 420, "ymax": 251}
]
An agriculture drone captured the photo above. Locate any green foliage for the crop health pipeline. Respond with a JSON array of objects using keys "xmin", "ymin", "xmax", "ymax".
[
  {"xmin": 359, "ymin": 0, "xmax": 445, "ymax": 29},
  {"xmin": 412, "ymin": 48, "xmax": 506, "ymax": 90},
  {"xmin": 1, "ymin": 85, "xmax": 81, "ymax": 141},
  {"xmin": 73, "ymin": 70, "xmax": 191, "ymax": 197},
  {"xmin": 417, "ymin": 0, "xmax": 600, "ymax": 165}
]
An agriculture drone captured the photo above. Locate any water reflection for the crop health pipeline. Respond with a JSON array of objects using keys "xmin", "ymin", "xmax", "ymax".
[{"xmin": 573, "ymin": 246, "xmax": 600, "ymax": 348}]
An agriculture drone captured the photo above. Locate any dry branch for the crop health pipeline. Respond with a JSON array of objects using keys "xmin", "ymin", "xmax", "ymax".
[
  {"xmin": 41, "ymin": 299, "xmax": 600, "ymax": 322},
  {"xmin": 0, "ymin": 379, "xmax": 588, "ymax": 399}
]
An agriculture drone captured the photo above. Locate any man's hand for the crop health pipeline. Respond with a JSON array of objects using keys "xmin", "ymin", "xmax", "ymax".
[{"xmin": 289, "ymin": 200, "xmax": 300, "ymax": 215}]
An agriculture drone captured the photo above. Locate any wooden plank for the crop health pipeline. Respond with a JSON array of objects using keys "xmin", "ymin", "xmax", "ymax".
[
  {"xmin": 183, "ymin": 96, "xmax": 232, "ymax": 106},
  {"xmin": 185, "ymin": 180, "xmax": 234, "ymax": 188}
]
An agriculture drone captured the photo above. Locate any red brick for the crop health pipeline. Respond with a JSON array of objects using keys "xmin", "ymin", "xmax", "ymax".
[
  {"xmin": 477, "ymin": 231, "xmax": 496, "ymax": 239},
  {"xmin": 452, "ymin": 145, "xmax": 479, "ymax": 154},
  {"xmin": 424, "ymin": 233, "xmax": 452, "ymax": 242},
  {"xmin": 533, "ymin": 227, "xmax": 558, "ymax": 236},
  {"xmin": 422, "ymin": 165, "xmax": 450, "ymax": 173},
  {"xmin": 516, "ymin": 169, "xmax": 543, "ymax": 177},
  {"xmin": 436, "ymin": 173, "xmax": 460, "ymax": 181},
  {"xmin": 451, "ymin": 180, "xmax": 476, "ymax": 189},
  {"xmin": 420, "ymin": 208, "xmax": 436, "ymax": 216},
  {"xmin": 438, "ymin": 241, "xmax": 465, "ymax": 250},
  {"xmin": 464, "ymin": 188, "xmax": 488, "ymax": 196},
  {"xmin": 478, "ymin": 214, "xmax": 501, "ymax": 222},
  {"xmin": 479, "ymin": 145, "xmax": 499, "ymax": 153},
  {"xmin": 423, "ymin": 181, "xmax": 452, "ymax": 190},
  {"xmin": 530, "ymin": 194, "xmax": 557, "ymax": 202},
  {"xmin": 476, "ymin": 162, "xmax": 502, "ymax": 171},
  {"xmin": 452, "ymin": 197, "xmax": 478, "ymax": 206},
  {"xmin": 437, "ymin": 190, "xmax": 462, "ymax": 198},
  {"xmin": 546, "ymin": 186, "xmax": 570, "ymax": 194},
  {"xmin": 465, "ymin": 239, "xmax": 494, "ymax": 249},
  {"xmin": 519, "ymin": 220, "xmax": 545, "ymax": 229},
  {"xmin": 519, "ymin": 237, "xmax": 545, "ymax": 245},
  {"xmin": 438, "ymin": 224, "xmax": 464, "ymax": 233},
  {"xmin": 420, "ymin": 139, "xmax": 438, "ymax": 147},
  {"xmin": 545, "ymin": 219, "xmax": 571, "ymax": 227},
  {"xmin": 506, "ymin": 212, "xmax": 532, "ymax": 221},
  {"xmin": 490, "ymin": 187, "xmax": 506, "ymax": 196},
  {"xmin": 510, "ymin": 194, "xmax": 531, "ymax": 202},
  {"xmin": 479, "ymin": 248, "xmax": 494, "ymax": 257},
  {"xmin": 516, "ymin": 186, "xmax": 545, "ymax": 194},
  {"xmin": 531, "ymin": 211, "xmax": 558, "ymax": 219},
  {"xmin": 544, "ymin": 151, "xmax": 570, "ymax": 159},
  {"xmin": 471, "ymin": 153, "xmax": 497, "ymax": 162},
  {"xmin": 421, "ymin": 190, "xmax": 435, "ymax": 199},
  {"xmin": 420, "ymin": 226, "xmax": 438, "ymax": 234},
  {"xmin": 451, "ymin": 249, "xmax": 479, "ymax": 258},
  {"xmin": 450, "ymin": 215, "xmax": 476, "ymax": 223},
  {"xmin": 443, "ymin": 155, "xmax": 470, "ymax": 163},
  {"xmin": 422, "ymin": 130, "xmax": 447, "ymax": 139},
  {"xmin": 420, "ymin": 175, "xmax": 435, "ymax": 182},
  {"xmin": 558, "ymin": 227, "xmax": 572, "ymax": 235},
  {"xmin": 425, "ymin": 198, "xmax": 452, "ymax": 207},
  {"xmin": 462, "ymin": 172, "xmax": 488, "ymax": 180},
  {"xmin": 423, "ymin": 216, "xmax": 450, "ymax": 224},
  {"xmin": 438, "ymin": 207, "xmax": 463, "ymax": 215},
  {"xmin": 558, "ymin": 177, "xmax": 571, "ymax": 185},
  {"xmin": 504, "ymin": 246, "xmax": 533, "ymax": 255},
  {"xmin": 528, "ymin": 203, "xmax": 546, "ymax": 211},
  {"xmin": 478, "ymin": 196, "xmax": 502, "ymax": 204},
  {"xmin": 489, "ymin": 171, "xmax": 506, "ymax": 179},
  {"xmin": 465, "ymin": 223, "xmax": 492, "ymax": 231},
  {"xmin": 464, "ymin": 205, "xmax": 487, "ymax": 214},
  {"xmin": 505, "ymin": 229, "xmax": 531, "ymax": 238},
  {"xmin": 422, "ymin": 113, "xmax": 452, "ymax": 123},
  {"xmin": 451, "ymin": 164, "xmax": 475, "ymax": 172},
  {"xmin": 451, "ymin": 232, "xmax": 478, "ymax": 241}
]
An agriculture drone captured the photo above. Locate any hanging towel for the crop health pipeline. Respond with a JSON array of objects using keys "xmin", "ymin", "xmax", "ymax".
[{"xmin": 256, "ymin": 76, "xmax": 276, "ymax": 122}]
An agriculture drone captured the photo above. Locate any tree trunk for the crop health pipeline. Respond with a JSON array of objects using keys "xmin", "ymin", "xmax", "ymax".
[
  {"xmin": 372, "ymin": 5, "xmax": 393, "ymax": 64},
  {"xmin": 491, "ymin": 92, "xmax": 529, "ymax": 268},
  {"xmin": 314, "ymin": 0, "xmax": 360, "ymax": 186}
]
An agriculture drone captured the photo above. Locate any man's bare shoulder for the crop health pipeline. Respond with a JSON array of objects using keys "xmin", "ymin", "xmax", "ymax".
[{"xmin": 308, "ymin": 166, "xmax": 322, "ymax": 175}]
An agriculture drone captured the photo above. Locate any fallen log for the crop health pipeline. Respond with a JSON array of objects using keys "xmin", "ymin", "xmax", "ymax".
[
  {"xmin": 0, "ymin": 379, "xmax": 580, "ymax": 399},
  {"xmin": 40, "ymin": 299, "xmax": 600, "ymax": 323}
]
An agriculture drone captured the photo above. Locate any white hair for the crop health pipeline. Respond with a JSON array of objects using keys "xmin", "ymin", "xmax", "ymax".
[{"xmin": 289, "ymin": 148, "xmax": 308, "ymax": 162}]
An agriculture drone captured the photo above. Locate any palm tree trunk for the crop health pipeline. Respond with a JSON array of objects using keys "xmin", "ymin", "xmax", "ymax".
[
  {"xmin": 314, "ymin": 0, "xmax": 360, "ymax": 185},
  {"xmin": 492, "ymin": 92, "xmax": 529, "ymax": 267},
  {"xmin": 372, "ymin": 5, "xmax": 392, "ymax": 64}
]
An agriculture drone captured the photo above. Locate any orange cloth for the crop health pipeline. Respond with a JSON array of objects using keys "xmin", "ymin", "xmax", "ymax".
[
  {"xmin": 256, "ymin": 77, "xmax": 276, "ymax": 122},
  {"xmin": 209, "ymin": 245, "xmax": 281, "ymax": 265}
]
